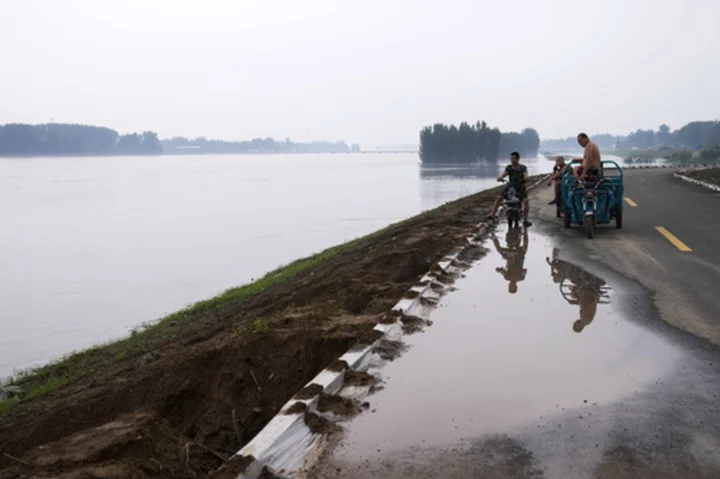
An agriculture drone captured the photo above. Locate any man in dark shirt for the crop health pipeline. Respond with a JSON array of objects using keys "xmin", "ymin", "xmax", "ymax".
[{"xmin": 487, "ymin": 151, "xmax": 532, "ymax": 227}]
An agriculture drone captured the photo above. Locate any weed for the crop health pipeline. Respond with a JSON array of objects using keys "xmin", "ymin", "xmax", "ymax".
[{"xmin": 252, "ymin": 319, "xmax": 270, "ymax": 335}]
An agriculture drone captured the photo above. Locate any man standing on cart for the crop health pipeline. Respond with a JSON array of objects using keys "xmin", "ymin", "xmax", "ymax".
[{"xmin": 573, "ymin": 133, "xmax": 602, "ymax": 182}]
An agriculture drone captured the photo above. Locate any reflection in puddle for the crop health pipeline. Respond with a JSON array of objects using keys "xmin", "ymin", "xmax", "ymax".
[
  {"xmin": 547, "ymin": 248, "xmax": 611, "ymax": 334},
  {"xmin": 492, "ymin": 228, "xmax": 528, "ymax": 294},
  {"xmin": 323, "ymin": 227, "xmax": 682, "ymax": 467}
]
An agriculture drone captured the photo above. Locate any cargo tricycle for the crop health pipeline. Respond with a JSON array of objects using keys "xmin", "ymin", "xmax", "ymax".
[{"xmin": 560, "ymin": 160, "xmax": 624, "ymax": 238}]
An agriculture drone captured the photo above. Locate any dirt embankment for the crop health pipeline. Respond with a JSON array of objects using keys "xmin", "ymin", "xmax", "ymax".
[
  {"xmin": 0, "ymin": 184, "xmax": 506, "ymax": 478},
  {"xmin": 685, "ymin": 167, "xmax": 720, "ymax": 185}
]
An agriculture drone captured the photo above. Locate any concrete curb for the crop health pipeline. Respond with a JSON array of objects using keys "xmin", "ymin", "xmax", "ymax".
[
  {"xmin": 623, "ymin": 163, "xmax": 715, "ymax": 170},
  {"xmin": 673, "ymin": 167, "xmax": 720, "ymax": 193},
  {"xmin": 234, "ymin": 175, "xmax": 550, "ymax": 479}
]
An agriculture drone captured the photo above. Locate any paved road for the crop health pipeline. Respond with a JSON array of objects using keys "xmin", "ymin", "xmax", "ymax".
[
  {"xmin": 308, "ymin": 169, "xmax": 720, "ymax": 479},
  {"xmin": 539, "ymin": 168, "xmax": 720, "ymax": 346}
]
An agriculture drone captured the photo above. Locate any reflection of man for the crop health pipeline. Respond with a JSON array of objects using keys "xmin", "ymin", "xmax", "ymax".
[
  {"xmin": 571, "ymin": 288, "xmax": 600, "ymax": 333},
  {"xmin": 493, "ymin": 228, "xmax": 529, "ymax": 294},
  {"xmin": 546, "ymin": 250, "xmax": 610, "ymax": 332}
]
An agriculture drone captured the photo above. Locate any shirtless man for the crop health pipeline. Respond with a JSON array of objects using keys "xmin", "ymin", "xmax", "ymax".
[{"xmin": 573, "ymin": 133, "xmax": 601, "ymax": 182}]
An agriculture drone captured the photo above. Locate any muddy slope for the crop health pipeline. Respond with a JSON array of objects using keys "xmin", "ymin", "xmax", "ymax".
[
  {"xmin": 0, "ymin": 184, "xmax": 510, "ymax": 477},
  {"xmin": 685, "ymin": 167, "xmax": 720, "ymax": 185}
]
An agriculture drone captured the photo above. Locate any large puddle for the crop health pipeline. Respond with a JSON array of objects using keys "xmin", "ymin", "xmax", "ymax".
[{"xmin": 322, "ymin": 226, "xmax": 684, "ymax": 467}]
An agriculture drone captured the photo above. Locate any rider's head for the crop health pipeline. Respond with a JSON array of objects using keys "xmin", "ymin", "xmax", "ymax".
[
  {"xmin": 577, "ymin": 133, "xmax": 590, "ymax": 148},
  {"xmin": 573, "ymin": 319, "xmax": 585, "ymax": 333},
  {"xmin": 556, "ymin": 156, "xmax": 565, "ymax": 165},
  {"xmin": 510, "ymin": 151, "xmax": 520, "ymax": 165},
  {"xmin": 509, "ymin": 282, "xmax": 518, "ymax": 294}
]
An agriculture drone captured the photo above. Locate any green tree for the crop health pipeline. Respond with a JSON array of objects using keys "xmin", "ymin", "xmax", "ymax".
[{"xmin": 656, "ymin": 124, "xmax": 671, "ymax": 145}]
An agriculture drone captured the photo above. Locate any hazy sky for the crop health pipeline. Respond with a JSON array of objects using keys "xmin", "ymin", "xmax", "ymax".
[{"xmin": 1, "ymin": 0, "xmax": 718, "ymax": 146}]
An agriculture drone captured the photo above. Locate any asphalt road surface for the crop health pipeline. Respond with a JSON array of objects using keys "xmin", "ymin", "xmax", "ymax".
[
  {"xmin": 310, "ymin": 168, "xmax": 720, "ymax": 479},
  {"xmin": 544, "ymin": 168, "xmax": 720, "ymax": 346}
]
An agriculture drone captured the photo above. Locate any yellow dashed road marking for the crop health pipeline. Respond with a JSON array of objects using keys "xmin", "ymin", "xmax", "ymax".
[
  {"xmin": 624, "ymin": 197, "xmax": 638, "ymax": 207},
  {"xmin": 655, "ymin": 227, "xmax": 692, "ymax": 252}
]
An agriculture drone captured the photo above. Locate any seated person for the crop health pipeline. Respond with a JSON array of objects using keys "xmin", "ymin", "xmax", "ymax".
[{"xmin": 547, "ymin": 156, "xmax": 566, "ymax": 205}]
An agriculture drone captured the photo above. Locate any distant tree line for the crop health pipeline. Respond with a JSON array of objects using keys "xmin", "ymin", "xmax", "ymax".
[
  {"xmin": 0, "ymin": 123, "xmax": 161, "ymax": 156},
  {"xmin": 0, "ymin": 123, "xmax": 363, "ymax": 157},
  {"xmin": 541, "ymin": 121, "xmax": 720, "ymax": 152},
  {"xmin": 419, "ymin": 121, "xmax": 540, "ymax": 164},
  {"xmin": 161, "ymin": 137, "xmax": 360, "ymax": 154}
]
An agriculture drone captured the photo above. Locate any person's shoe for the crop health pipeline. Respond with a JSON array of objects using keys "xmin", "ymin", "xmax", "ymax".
[
  {"xmin": 548, "ymin": 199, "xmax": 557, "ymax": 205},
  {"xmin": 524, "ymin": 220, "xmax": 533, "ymax": 227}
]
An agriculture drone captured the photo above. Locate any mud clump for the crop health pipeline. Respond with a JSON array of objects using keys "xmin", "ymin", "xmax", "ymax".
[
  {"xmin": 295, "ymin": 383, "xmax": 324, "ymax": 400},
  {"xmin": 458, "ymin": 244, "xmax": 488, "ymax": 263},
  {"xmin": 259, "ymin": 466, "xmax": 282, "ymax": 478},
  {"xmin": 284, "ymin": 401, "xmax": 308, "ymax": 415},
  {"xmin": 419, "ymin": 296, "xmax": 438, "ymax": 306},
  {"xmin": 326, "ymin": 359, "xmax": 349, "ymax": 372},
  {"xmin": 373, "ymin": 339, "xmax": 407, "ymax": 361},
  {"xmin": 401, "ymin": 314, "xmax": 428, "ymax": 334},
  {"xmin": 378, "ymin": 314, "xmax": 399, "ymax": 325},
  {"xmin": 404, "ymin": 290, "xmax": 421, "ymax": 299},
  {"xmin": 343, "ymin": 370, "xmax": 379, "ymax": 388},
  {"xmin": 304, "ymin": 412, "xmax": 341, "ymax": 434},
  {"xmin": 317, "ymin": 393, "xmax": 361, "ymax": 418},
  {"xmin": 209, "ymin": 454, "xmax": 256, "ymax": 478}
]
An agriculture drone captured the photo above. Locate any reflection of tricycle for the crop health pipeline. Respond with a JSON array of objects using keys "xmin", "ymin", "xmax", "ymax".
[
  {"xmin": 548, "ymin": 254, "xmax": 611, "ymax": 333},
  {"xmin": 560, "ymin": 160, "xmax": 624, "ymax": 238}
]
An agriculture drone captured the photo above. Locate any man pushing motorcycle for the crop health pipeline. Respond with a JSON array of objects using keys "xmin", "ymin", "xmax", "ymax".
[{"xmin": 487, "ymin": 151, "xmax": 532, "ymax": 228}]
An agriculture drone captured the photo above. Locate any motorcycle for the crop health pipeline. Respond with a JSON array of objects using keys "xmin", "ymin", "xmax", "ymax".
[{"xmin": 501, "ymin": 180, "xmax": 522, "ymax": 228}]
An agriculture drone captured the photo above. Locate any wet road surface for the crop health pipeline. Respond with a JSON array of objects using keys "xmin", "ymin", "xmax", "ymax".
[
  {"xmin": 310, "ymin": 172, "xmax": 720, "ymax": 478},
  {"xmin": 545, "ymin": 168, "xmax": 720, "ymax": 345}
]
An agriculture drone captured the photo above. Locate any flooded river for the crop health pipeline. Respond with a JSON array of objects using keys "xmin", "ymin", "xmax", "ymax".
[{"xmin": 0, "ymin": 153, "xmax": 555, "ymax": 377}]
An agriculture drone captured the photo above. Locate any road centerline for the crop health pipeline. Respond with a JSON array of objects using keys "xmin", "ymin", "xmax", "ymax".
[
  {"xmin": 624, "ymin": 197, "xmax": 638, "ymax": 207},
  {"xmin": 655, "ymin": 226, "xmax": 692, "ymax": 252}
]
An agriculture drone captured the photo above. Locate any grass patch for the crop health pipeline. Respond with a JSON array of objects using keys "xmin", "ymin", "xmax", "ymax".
[{"xmin": 0, "ymin": 397, "xmax": 20, "ymax": 418}]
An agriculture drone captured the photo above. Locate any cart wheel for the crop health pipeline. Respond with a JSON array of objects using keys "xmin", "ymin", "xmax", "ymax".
[
  {"xmin": 616, "ymin": 207, "xmax": 623, "ymax": 229},
  {"xmin": 564, "ymin": 209, "xmax": 572, "ymax": 228},
  {"xmin": 585, "ymin": 216, "xmax": 596, "ymax": 238}
]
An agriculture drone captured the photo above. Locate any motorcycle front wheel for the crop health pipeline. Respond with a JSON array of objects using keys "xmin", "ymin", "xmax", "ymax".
[{"xmin": 585, "ymin": 215, "xmax": 596, "ymax": 238}]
